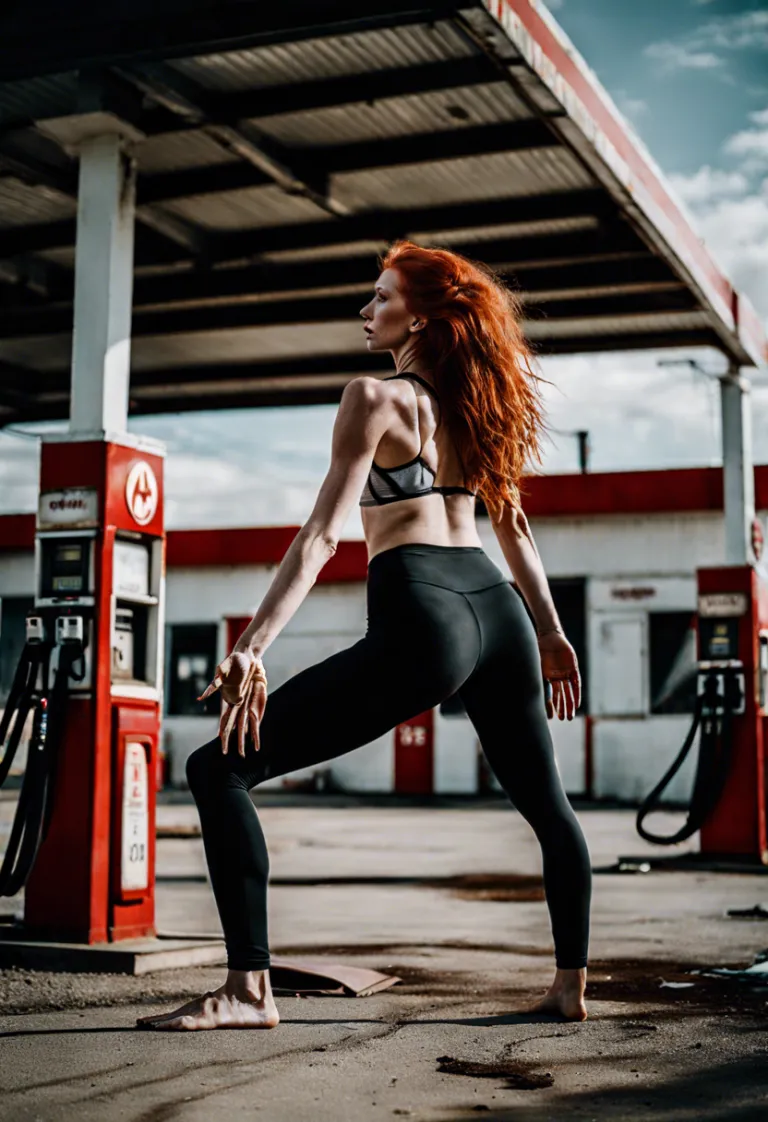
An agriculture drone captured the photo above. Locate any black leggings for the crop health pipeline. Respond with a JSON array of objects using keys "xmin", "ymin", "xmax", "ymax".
[{"xmin": 186, "ymin": 543, "xmax": 592, "ymax": 972}]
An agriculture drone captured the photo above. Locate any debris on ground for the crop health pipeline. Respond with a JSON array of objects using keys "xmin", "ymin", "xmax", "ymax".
[{"xmin": 435, "ymin": 1055, "xmax": 555, "ymax": 1089}]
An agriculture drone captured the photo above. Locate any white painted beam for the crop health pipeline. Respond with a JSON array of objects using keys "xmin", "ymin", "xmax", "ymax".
[
  {"xmin": 720, "ymin": 364, "xmax": 756, "ymax": 565},
  {"xmin": 70, "ymin": 132, "xmax": 136, "ymax": 436}
]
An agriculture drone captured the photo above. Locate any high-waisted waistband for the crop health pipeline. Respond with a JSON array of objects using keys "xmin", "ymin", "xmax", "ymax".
[{"xmin": 367, "ymin": 542, "xmax": 508, "ymax": 593}]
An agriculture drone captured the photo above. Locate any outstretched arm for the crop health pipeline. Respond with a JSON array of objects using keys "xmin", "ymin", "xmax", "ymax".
[
  {"xmin": 200, "ymin": 376, "xmax": 395, "ymax": 755},
  {"xmin": 232, "ymin": 376, "xmax": 394, "ymax": 660},
  {"xmin": 491, "ymin": 503, "xmax": 561, "ymax": 636},
  {"xmin": 491, "ymin": 503, "xmax": 581, "ymax": 720}
]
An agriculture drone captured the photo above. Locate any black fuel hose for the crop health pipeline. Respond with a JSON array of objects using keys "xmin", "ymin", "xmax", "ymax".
[
  {"xmin": 635, "ymin": 672, "xmax": 737, "ymax": 845},
  {"xmin": 0, "ymin": 640, "xmax": 83, "ymax": 896}
]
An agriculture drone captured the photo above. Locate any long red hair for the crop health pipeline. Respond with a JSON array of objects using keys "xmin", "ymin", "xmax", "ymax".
[{"xmin": 380, "ymin": 240, "xmax": 549, "ymax": 527}]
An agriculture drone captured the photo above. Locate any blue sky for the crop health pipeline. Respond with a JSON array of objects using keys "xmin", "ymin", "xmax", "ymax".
[{"xmin": 1, "ymin": 0, "xmax": 767, "ymax": 534}]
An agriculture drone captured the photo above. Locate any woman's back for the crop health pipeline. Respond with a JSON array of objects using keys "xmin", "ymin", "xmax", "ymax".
[{"xmin": 360, "ymin": 370, "xmax": 484, "ymax": 562}]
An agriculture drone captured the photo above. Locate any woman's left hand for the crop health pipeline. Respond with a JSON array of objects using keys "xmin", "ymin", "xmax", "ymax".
[
  {"xmin": 198, "ymin": 650, "xmax": 268, "ymax": 756},
  {"xmin": 537, "ymin": 630, "xmax": 581, "ymax": 721}
]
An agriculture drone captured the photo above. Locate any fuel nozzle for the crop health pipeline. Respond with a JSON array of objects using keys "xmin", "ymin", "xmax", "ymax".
[
  {"xmin": 25, "ymin": 616, "xmax": 47, "ymax": 644},
  {"xmin": 55, "ymin": 616, "xmax": 84, "ymax": 646},
  {"xmin": 722, "ymin": 669, "xmax": 745, "ymax": 714},
  {"xmin": 701, "ymin": 672, "xmax": 723, "ymax": 712}
]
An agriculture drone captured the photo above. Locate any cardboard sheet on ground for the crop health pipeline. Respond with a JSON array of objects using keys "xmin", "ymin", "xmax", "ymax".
[{"xmin": 268, "ymin": 957, "xmax": 402, "ymax": 997}]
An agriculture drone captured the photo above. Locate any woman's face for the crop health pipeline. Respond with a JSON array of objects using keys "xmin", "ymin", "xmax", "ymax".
[{"xmin": 359, "ymin": 268, "xmax": 423, "ymax": 352}]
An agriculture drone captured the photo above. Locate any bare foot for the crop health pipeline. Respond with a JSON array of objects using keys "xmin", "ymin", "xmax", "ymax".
[
  {"xmin": 525, "ymin": 968, "xmax": 588, "ymax": 1021},
  {"xmin": 137, "ymin": 970, "xmax": 280, "ymax": 1031}
]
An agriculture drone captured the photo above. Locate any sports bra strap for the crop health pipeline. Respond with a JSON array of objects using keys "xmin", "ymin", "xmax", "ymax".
[{"xmin": 387, "ymin": 371, "xmax": 440, "ymax": 401}]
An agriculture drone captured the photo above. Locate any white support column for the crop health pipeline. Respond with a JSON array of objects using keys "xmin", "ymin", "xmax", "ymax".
[
  {"xmin": 720, "ymin": 361, "xmax": 756, "ymax": 565},
  {"xmin": 70, "ymin": 132, "xmax": 137, "ymax": 436}
]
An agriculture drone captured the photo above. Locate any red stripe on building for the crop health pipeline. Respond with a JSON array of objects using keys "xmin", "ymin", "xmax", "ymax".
[
  {"xmin": 0, "ymin": 513, "xmax": 35, "ymax": 551},
  {"xmin": 165, "ymin": 526, "xmax": 368, "ymax": 582},
  {"xmin": 2, "ymin": 466, "xmax": 767, "ymax": 559}
]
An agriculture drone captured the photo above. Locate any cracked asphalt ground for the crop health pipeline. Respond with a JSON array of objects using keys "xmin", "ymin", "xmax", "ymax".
[{"xmin": 1, "ymin": 796, "xmax": 767, "ymax": 1121}]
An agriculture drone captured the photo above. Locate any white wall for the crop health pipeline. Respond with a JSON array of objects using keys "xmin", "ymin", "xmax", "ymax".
[
  {"xmin": 0, "ymin": 552, "xmax": 34, "ymax": 596},
  {"xmin": 593, "ymin": 716, "xmax": 697, "ymax": 803}
]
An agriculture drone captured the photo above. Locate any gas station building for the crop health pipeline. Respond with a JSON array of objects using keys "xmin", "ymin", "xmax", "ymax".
[{"xmin": 2, "ymin": 462, "xmax": 767, "ymax": 800}]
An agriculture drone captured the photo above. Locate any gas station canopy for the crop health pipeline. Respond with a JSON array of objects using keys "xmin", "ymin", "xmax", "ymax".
[{"xmin": 0, "ymin": 0, "xmax": 765, "ymax": 424}]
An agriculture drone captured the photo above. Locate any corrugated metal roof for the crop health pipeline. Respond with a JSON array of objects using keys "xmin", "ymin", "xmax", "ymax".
[
  {"xmin": 137, "ymin": 130, "xmax": 241, "ymax": 175},
  {"xmin": 256, "ymin": 218, "xmax": 598, "ymax": 264},
  {"xmin": 260, "ymin": 239, "xmax": 390, "ymax": 265},
  {"xmin": 422, "ymin": 215, "xmax": 599, "ymax": 246},
  {"xmin": 0, "ymin": 308, "xmax": 713, "ymax": 379},
  {"xmin": 0, "ymin": 0, "xmax": 761, "ymax": 425},
  {"xmin": 129, "ymin": 322, "xmax": 366, "ymax": 367},
  {"xmin": 333, "ymin": 146, "xmax": 595, "ymax": 211},
  {"xmin": 167, "ymin": 20, "xmax": 475, "ymax": 90},
  {"xmin": 0, "ymin": 179, "xmax": 76, "ymax": 227},
  {"xmin": 253, "ymin": 82, "xmax": 533, "ymax": 148},
  {"xmin": 525, "ymin": 310, "xmax": 711, "ymax": 340},
  {"xmin": 0, "ymin": 72, "xmax": 77, "ymax": 127},
  {"xmin": 156, "ymin": 184, "xmax": 333, "ymax": 230}
]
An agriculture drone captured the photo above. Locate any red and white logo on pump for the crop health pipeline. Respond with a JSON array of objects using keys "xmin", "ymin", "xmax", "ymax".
[{"xmin": 125, "ymin": 461, "xmax": 158, "ymax": 527}]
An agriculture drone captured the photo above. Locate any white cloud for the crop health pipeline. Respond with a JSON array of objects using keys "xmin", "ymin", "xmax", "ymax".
[
  {"xmin": 668, "ymin": 164, "xmax": 750, "ymax": 204},
  {"xmin": 685, "ymin": 191, "xmax": 768, "ymax": 314},
  {"xmin": 613, "ymin": 90, "xmax": 649, "ymax": 122},
  {"xmin": 643, "ymin": 41, "xmax": 723, "ymax": 72},
  {"xmin": 692, "ymin": 10, "xmax": 768, "ymax": 51},
  {"xmin": 644, "ymin": 10, "xmax": 768, "ymax": 80},
  {"xmin": 537, "ymin": 348, "xmax": 768, "ymax": 477},
  {"xmin": 724, "ymin": 118, "xmax": 768, "ymax": 168}
]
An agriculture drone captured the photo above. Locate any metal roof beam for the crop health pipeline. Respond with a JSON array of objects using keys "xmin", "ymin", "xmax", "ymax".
[
  {"xmin": 0, "ymin": 188, "xmax": 610, "ymax": 263},
  {"xmin": 210, "ymin": 189, "xmax": 612, "ymax": 258},
  {"xmin": 137, "ymin": 118, "xmax": 556, "ymax": 205},
  {"xmin": 0, "ymin": 3, "xmax": 465, "ymax": 83},
  {"xmin": 323, "ymin": 118, "xmax": 554, "ymax": 173},
  {"xmin": 0, "ymin": 328, "xmax": 725, "ymax": 425},
  {"xmin": 538, "ymin": 330, "xmax": 721, "ymax": 355},
  {"xmin": 139, "ymin": 56, "xmax": 499, "ymax": 134},
  {"xmin": 0, "ymin": 226, "xmax": 646, "ymax": 334},
  {"xmin": 0, "ymin": 360, "xmax": 39, "ymax": 408},
  {"xmin": 0, "ymin": 279, "xmax": 693, "ymax": 340},
  {"xmin": 129, "ymin": 245, "xmax": 662, "ymax": 309},
  {"xmin": 122, "ymin": 62, "xmax": 348, "ymax": 217},
  {"xmin": 0, "ymin": 253, "xmax": 73, "ymax": 303},
  {"xmin": 0, "ymin": 124, "xmax": 209, "ymax": 260}
]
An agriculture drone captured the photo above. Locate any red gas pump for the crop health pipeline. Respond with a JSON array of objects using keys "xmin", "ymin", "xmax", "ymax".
[
  {"xmin": 630, "ymin": 563, "xmax": 768, "ymax": 870},
  {"xmin": 19, "ymin": 436, "xmax": 165, "ymax": 943},
  {"xmin": 695, "ymin": 566, "xmax": 767, "ymax": 863}
]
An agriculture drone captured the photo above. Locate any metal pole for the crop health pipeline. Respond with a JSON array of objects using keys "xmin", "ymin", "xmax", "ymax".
[
  {"xmin": 720, "ymin": 361, "xmax": 756, "ymax": 565},
  {"xmin": 70, "ymin": 132, "xmax": 137, "ymax": 437}
]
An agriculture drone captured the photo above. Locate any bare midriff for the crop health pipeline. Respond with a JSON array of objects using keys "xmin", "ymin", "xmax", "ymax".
[{"xmin": 362, "ymin": 492, "xmax": 484, "ymax": 563}]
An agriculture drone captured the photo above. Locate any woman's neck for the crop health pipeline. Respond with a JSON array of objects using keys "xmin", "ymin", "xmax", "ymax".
[{"xmin": 392, "ymin": 343, "xmax": 429, "ymax": 378}]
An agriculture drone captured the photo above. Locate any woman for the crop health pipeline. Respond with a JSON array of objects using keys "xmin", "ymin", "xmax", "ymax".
[{"xmin": 138, "ymin": 241, "xmax": 590, "ymax": 1031}]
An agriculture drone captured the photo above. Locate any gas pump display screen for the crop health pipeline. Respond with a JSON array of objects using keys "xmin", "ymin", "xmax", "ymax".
[
  {"xmin": 699, "ymin": 618, "xmax": 739, "ymax": 660},
  {"xmin": 42, "ymin": 540, "xmax": 90, "ymax": 596}
]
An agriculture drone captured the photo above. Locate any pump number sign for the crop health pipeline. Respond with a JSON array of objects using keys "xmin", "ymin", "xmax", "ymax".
[{"xmin": 121, "ymin": 741, "xmax": 149, "ymax": 891}]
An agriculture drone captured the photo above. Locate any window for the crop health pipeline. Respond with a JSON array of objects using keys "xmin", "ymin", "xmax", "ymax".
[
  {"xmin": 0, "ymin": 596, "xmax": 34, "ymax": 705},
  {"xmin": 438, "ymin": 577, "xmax": 588, "ymax": 717},
  {"xmin": 649, "ymin": 611, "xmax": 697, "ymax": 715},
  {"xmin": 166, "ymin": 624, "xmax": 219, "ymax": 716}
]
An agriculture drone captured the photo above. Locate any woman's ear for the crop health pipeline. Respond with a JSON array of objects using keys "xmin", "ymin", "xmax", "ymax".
[{"xmin": 410, "ymin": 318, "xmax": 426, "ymax": 333}]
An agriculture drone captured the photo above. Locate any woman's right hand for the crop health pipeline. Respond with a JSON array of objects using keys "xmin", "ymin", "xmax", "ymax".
[
  {"xmin": 537, "ymin": 630, "xmax": 581, "ymax": 721},
  {"xmin": 198, "ymin": 650, "xmax": 268, "ymax": 756}
]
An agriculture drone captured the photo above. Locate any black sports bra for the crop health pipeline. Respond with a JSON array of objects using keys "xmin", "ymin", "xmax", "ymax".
[{"xmin": 359, "ymin": 372, "xmax": 477, "ymax": 508}]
